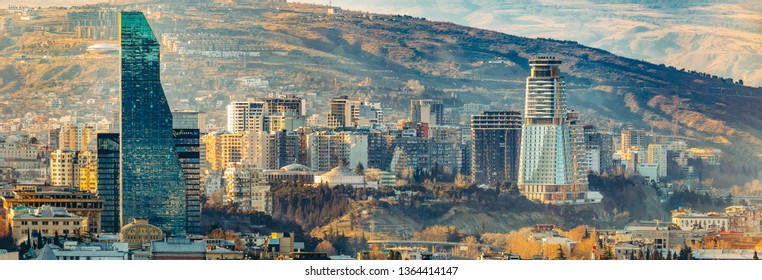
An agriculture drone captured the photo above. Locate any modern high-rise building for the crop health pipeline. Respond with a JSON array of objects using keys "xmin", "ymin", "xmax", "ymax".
[
  {"xmin": 263, "ymin": 96, "xmax": 305, "ymax": 116},
  {"xmin": 517, "ymin": 57, "xmax": 593, "ymax": 204},
  {"xmin": 172, "ymin": 111, "xmax": 202, "ymax": 235},
  {"xmin": 50, "ymin": 150, "xmax": 97, "ymax": 192},
  {"xmin": 327, "ymin": 96, "xmax": 361, "ymax": 128},
  {"xmin": 621, "ymin": 129, "xmax": 648, "ymax": 152},
  {"xmin": 119, "ymin": 12, "xmax": 187, "ymax": 235},
  {"xmin": 470, "ymin": 111, "xmax": 522, "ymax": 186},
  {"xmin": 583, "ymin": 125, "xmax": 602, "ymax": 174},
  {"xmin": 96, "ymin": 133, "xmax": 120, "ymax": 233},
  {"xmin": 304, "ymin": 131, "xmax": 370, "ymax": 172},
  {"xmin": 223, "ymin": 164, "xmax": 272, "ymax": 213},
  {"xmin": 647, "ymin": 143, "xmax": 668, "ymax": 179},
  {"xmin": 410, "ymin": 99, "xmax": 444, "ymax": 126},
  {"xmin": 202, "ymin": 131, "xmax": 243, "ymax": 171},
  {"xmin": 241, "ymin": 129, "xmax": 299, "ymax": 170},
  {"xmin": 227, "ymin": 101, "xmax": 265, "ymax": 133},
  {"xmin": 59, "ymin": 123, "xmax": 96, "ymax": 151}
]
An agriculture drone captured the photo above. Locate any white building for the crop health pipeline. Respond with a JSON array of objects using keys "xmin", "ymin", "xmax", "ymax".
[
  {"xmin": 223, "ymin": 164, "xmax": 272, "ymax": 213},
  {"xmin": 646, "ymin": 144, "xmax": 668, "ymax": 179},
  {"xmin": 672, "ymin": 209, "xmax": 730, "ymax": 232},
  {"xmin": 314, "ymin": 165, "xmax": 373, "ymax": 189},
  {"xmin": 517, "ymin": 57, "xmax": 592, "ymax": 204},
  {"xmin": 638, "ymin": 163, "xmax": 659, "ymax": 183},
  {"xmin": 226, "ymin": 101, "xmax": 265, "ymax": 133}
]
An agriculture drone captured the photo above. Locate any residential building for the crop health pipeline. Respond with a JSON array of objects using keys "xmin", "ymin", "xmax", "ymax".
[
  {"xmin": 50, "ymin": 150, "xmax": 97, "ymax": 192},
  {"xmin": 390, "ymin": 138, "xmax": 462, "ymax": 179},
  {"xmin": 223, "ymin": 164, "xmax": 272, "ymax": 213},
  {"xmin": 202, "ymin": 131, "xmax": 243, "ymax": 171},
  {"xmin": 672, "ymin": 208, "xmax": 730, "ymax": 232},
  {"xmin": 306, "ymin": 131, "xmax": 368, "ymax": 172},
  {"xmin": 327, "ymin": 96, "xmax": 361, "ymax": 128},
  {"xmin": 470, "ymin": 111, "xmax": 522, "ymax": 186},
  {"xmin": 620, "ymin": 129, "xmax": 648, "ymax": 152},
  {"xmin": 410, "ymin": 99, "xmax": 444, "ymax": 126},
  {"xmin": 646, "ymin": 143, "xmax": 668, "ymax": 179},
  {"xmin": 263, "ymin": 96, "xmax": 305, "ymax": 116},
  {"xmin": 226, "ymin": 101, "xmax": 265, "ymax": 133},
  {"xmin": 242, "ymin": 129, "xmax": 299, "ymax": 170},
  {"xmin": 583, "ymin": 125, "xmax": 602, "ymax": 174},
  {"xmin": 120, "ymin": 12, "xmax": 187, "ymax": 235}
]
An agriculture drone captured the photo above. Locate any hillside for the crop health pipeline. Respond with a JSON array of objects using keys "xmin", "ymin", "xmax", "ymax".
[
  {"xmin": 314, "ymin": 0, "xmax": 762, "ymax": 87},
  {"xmin": 1, "ymin": 1, "xmax": 761, "ymax": 184}
]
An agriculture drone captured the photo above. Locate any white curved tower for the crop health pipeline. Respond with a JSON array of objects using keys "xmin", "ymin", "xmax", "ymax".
[{"xmin": 517, "ymin": 56, "xmax": 589, "ymax": 204}]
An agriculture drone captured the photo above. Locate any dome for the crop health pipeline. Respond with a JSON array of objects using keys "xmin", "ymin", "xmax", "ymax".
[
  {"xmin": 319, "ymin": 165, "xmax": 359, "ymax": 179},
  {"xmin": 5, "ymin": 135, "xmax": 20, "ymax": 144},
  {"xmin": 280, "ymin": 164, "xmax": 312, "ymax": 172}
]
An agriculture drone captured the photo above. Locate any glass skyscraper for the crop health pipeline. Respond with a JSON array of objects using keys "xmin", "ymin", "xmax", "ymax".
[
  {"xmin": 119, "ymin": 12, "xmax": 186, "ymax": 236},
  {"xmin": 97, "ymin": 133, "xmax": 120, "ymax": 233}
]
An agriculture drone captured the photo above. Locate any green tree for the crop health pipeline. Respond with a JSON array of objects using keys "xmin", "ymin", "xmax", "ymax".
[
  {"xmin": 354, "ymin": 162, "xmax": 365, "ymax": 175},
  {"xmin": 678, "ymin": 246, "xmax": 693, "ymax": 260},
  {"xmin": 36, "ymin": 232, "xmax": 43, "ymax": 249},
  {"xmin": 557, "ymin": 245, "xmax": 566, "ymax": 260},
  {"xmin": 53, "ymin": 231, "xmax": 61, "ymax": 247}
]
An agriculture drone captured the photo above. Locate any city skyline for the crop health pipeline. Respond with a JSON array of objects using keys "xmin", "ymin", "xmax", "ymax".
[{"xmin": 0, "ymin": 1, "xmax": 760, "ymax": 265}]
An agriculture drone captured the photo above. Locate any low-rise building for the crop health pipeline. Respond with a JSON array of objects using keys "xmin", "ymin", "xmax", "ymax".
[
  {"xmin": 206, "ymin": 247, "xmax": 245, "ymax": 260},
  {"xmin": 9, "ymin": 205, "xmax": 88, "ymax": 240},
  {"xmin": 314, "ymin": 165, "xmax": 373, "ymax": 188},
  {"xmin": 4, "ymin": 189, "xmax": 103, "ymax": 233},
  {"xmin": 151, "ymin": 238, "xmax": 206, "ymax": 260},
  {"xmin": 672, "ymin": 208, "xmax": 731, "ymax": 232}
]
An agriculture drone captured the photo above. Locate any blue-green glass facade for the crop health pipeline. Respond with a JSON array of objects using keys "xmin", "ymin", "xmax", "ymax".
[{"xmin": 119, "ymin": 12, "xmax": 186, "ymax": 236}]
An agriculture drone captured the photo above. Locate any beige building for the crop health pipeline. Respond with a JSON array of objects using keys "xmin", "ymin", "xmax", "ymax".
[
  {"xmin": 206, "ymin": 247, "xmax": 245, "ymax": 260},
  {"xmin": 672, "ymin": 208, "xmax": 730, "ymax": 232},
  {"xmin": 120, "ymin": 218, "xmax": 165, "ymax": 250},
  {"xmin": 9, "ymin": 205, "xmax": 88, "ymax": 240},
  {"xmin": 58, "ymin": 123, "xmax": 96, "ymax": 151},
  {"xmin": 50, "ymin": 150, "xmax": 97, "ymax": 192},
  {"xmin": 202, "ymin": 131, "xmax": 243, "ymax": 171},
  {"xmin": 646, "ymin": 144, "xmax": 668, "ymax": 179},
  {"xmin": 4, "ymin": 189, "xmax": 103, "ymax": 234},
  {"xmin": 620, "ymin": 129, "xmax": 648, "ymax": 152},
  {"xmin": 223, "ymin": 164, "xmax": 272, "ymax": 213}
]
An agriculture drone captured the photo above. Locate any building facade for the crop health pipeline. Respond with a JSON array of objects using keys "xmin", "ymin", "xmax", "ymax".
[
  {"xmin": 96, "ymin": 133, "xmax": 120, "ymax": 233},
  {"xmin": 119, "ymin": 12, "xmax": 187, "ymax": 235},
  {"xmin": 517, "ymin": 57, "xmax": 591, "ymax": 204},
  {"xmin": 470, "ymin": 111, "xmax": 522, "ymax": 186},
  {"xmin": 226, "ymin": 101, "xmax": 265, "ymax": 133},
  {"xmin": 410, "ymin": 99, "xmax": 444, "ymax": 126},
  {"xmin": 172, "ymin": 111, "xmax": 202, "ymax": 235}
]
